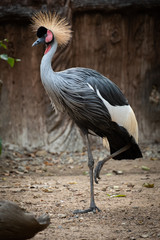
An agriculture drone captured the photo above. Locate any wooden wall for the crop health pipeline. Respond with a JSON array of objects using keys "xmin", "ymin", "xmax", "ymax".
[
  {"xmin": 71, "ymin": 11, "xmax": 160, "ymax": 143},
  {"xmin": 0, "ymin": 1, "xmax": 160, "ymax": 153}
]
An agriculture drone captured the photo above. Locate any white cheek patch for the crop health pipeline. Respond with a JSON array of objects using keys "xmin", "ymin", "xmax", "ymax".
[{"xmin": 96, "ymin": 88, "xmax": 138, "ymax": 143}]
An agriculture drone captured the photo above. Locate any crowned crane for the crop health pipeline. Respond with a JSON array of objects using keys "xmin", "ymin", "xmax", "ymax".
[{"xmin": 32, "ymin": 12, "xmax": 142, "ymax": 213}]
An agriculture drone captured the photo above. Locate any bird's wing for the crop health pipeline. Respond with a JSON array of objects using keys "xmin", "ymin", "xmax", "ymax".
[
  {"xmin": 59, "ymin": 67, "xmax": 128, "ymax": 106},
  {"xmin": 77, "ymin": 68, "xmax": 138, "ymax": 143},
  {"xmin": 83, "ymin": 68, "xmax": 128, "ymax": 107}
]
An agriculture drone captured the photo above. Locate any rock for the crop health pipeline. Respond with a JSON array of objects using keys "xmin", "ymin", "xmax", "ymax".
[
  {"xmin": 58, "ymin": 225, "xmax": 63, "ymax": 229},
  {"xmin": 58, "ymin": 214, "xmax": 67, "ymax": 219},
  {"xmin": 0, "ymin": 200, "xmax": 50, "ymax": 240},
  {"xmin": 17, "ymin": 166, "xmax": 25, "ymax": 172},
  {"xmin": 140, "ymin": 234, "xmax": 149, "ymax": 238},
  {"xmin": 35, "ymin": 150, "xmax": 47, "ymax": 157},
  {"xmin": 113, "ymin": 170, "xmax": 123, "ymax": 175}
]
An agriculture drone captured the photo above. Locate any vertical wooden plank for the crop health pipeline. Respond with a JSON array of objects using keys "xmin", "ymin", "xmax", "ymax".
[{"xmin": 72, "ymin": 12, "xmax": 160, "ymax": 143}]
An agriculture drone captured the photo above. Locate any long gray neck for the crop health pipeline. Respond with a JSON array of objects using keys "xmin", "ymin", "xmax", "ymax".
[
  {"xmin": 40, "ymin": 41, "xmax": 58, "ymax": 79},
  {"xmin": 40, "ymin": 40, "xmax": 65, "ymax": 112}
]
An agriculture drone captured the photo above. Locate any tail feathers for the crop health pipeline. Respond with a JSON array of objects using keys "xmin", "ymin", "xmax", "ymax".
[
  {"xmin": 107, "ymin": 122, "xmax": 143, "ymax": 160},
  {"xmin": 110, "ymin": 139, "xmax": 143, "ymax": 160}
]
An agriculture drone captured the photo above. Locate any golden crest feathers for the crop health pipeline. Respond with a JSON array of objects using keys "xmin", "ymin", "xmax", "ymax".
[{"xmin": 31, "ymin": 11, "xmax": 72, "ymax": 46}]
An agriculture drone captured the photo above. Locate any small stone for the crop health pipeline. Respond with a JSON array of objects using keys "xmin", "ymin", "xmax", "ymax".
[
  {"xmin": 132, "ymin": 206, "xmax": 139, "ymax": 209},
  {"xmin": 113, "ymin": 186, "xmax": 120, "ymax": 190},
  {"xmin": 113, "ymin": 170, "xmax": 123, "ymax": 175},
  {"xmin": 58, "ymin": 225, "xmax": 63, "ymax": 229},
  {"xmin": 140, "ymin": 234, "xmax": 149, "ymax": 238},
  {"xmin": 127, "ymin": 183, "xmax": 135, "ymax": 188},
  {"xmin": 68, "ymin": 157, "xmax": 74, "ymax": 164},
  {"xmin": 58, "ymin": 214, "xmax": 67, "ymax": 218},
  {"xmin": 121, "ymin": 222, "xmax": 126, "ymax": 225},
  {"xmin": 35, "ymin": 150, "xmax": 47, "ymax": 157},
  {"xmin": 17, "ymin": 166, "xmax": 25, "ymax": 172}
]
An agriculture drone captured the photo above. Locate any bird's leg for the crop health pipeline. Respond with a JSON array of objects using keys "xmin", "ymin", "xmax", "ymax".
[
  {"xmin": 73, "ymin": 134, "xmax": 100, "ymax": 214},
  {"xmin": 94, "ymin": 143, "xmax": 131, "ymax": 184},
  {"xmin": 86, "ymin": 134, "xmax": 100, "ymax": 212}
]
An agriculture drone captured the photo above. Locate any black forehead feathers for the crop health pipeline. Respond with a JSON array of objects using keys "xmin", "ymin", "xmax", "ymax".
[{"xmin": 37, "ymin": 26, "xmax": 47, "ymax": 38}]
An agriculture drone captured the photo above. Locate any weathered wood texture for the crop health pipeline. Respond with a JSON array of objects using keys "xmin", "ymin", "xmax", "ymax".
[
  {"xmin": 72, "ymin": 12, "xmax": 160, "ymax": 143},
  {"xmin": 0, "ymin": 23, "xmax": 47, "ymax": 149},
  {"xmin": 0, "ymin": 21, "xmax": 85, "ymax": 153},
  {"xmin": 0, "ymin": 1, "xmax": 160, "ymax": 153},
  {"xmin": 1, "ymin": 0, "xmax": 160, "ymax": 20}
]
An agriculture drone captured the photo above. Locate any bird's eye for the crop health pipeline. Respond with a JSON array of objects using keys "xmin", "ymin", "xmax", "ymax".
[{"xmin": 37, "ymin": 26, "xmax": 47, "ymax": 38}]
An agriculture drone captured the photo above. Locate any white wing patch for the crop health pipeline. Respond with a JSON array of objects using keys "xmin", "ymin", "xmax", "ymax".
[
  {"xmin": 87, "ymin": 83, "xmax": 94, "ymax": 91},
  {"xmin": 96, "ymin": 88, "xmax": 138, "ymax": 143}
]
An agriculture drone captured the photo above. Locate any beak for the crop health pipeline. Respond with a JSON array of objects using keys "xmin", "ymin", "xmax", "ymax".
[{"xmin": 32, "ymin": 36, "xmax": 45, "ymax": 47}]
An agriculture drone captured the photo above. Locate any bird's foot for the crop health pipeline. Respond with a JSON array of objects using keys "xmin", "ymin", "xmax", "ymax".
[
  {"xmin": 73, "ymin": 206, "xmax": 101, "ymax": 214},
  {"xmin": 94, "ymin": 160, "xmax": 104, "ymax": 184}
]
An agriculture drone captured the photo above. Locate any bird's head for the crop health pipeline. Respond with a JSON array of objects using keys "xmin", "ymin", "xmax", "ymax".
[
  {"xmin": 32, "ymin": 26, "xmax": 54, "ymax": 54},
  {"xmin": 31, "ymin": 11, "xmax": 72, "ymax": 54}
]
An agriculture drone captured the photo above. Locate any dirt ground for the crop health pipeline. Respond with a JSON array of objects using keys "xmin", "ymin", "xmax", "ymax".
[{"xmin": 0, "ymin": 143, "xmax": 160, "ymax": 240}]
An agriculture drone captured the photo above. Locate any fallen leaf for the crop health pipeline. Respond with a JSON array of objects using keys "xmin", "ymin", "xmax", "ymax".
[
  {"xmin": 35, "ymin": 169, "xmax": 43, "ymax": 173},
  {"xmin": 141, "ymin": 166, "xmax": 150, "ymax": 171},
  {"xmin": 113, "ymin": 170, "xmax": 123, "ymax": 175},
  {"xmin": 150, "ymin": 157, "xmax": 158, "ymax": 161},
  {"xmin": 107, "ymin": 194, "xmax": 126, "ymax": 197},
  {"xmin": 83, "ymin": 171, "xmax": 88, "ymax": 175},
  {"xmin": 81, "ymin": 152, "xmax": 86, "ymax": 156},
  {"xmin": 113, "ymin": 185, "xmax": 120, "ymax": 190},
  {"xmin": 106, "ymin": 173, "xmax": 112, "ymax": 176},
  {"xmin": 113, "ymin": 194, "xmax": 126, "ymax": 197},
  {"xmin": 68, "ymin": 165, "xmax": 74, "ymax": 169},
  {"xmin": 44, "ymin": 161, "xmax": 53, "ymax": 166},
  {"xmin": 68, "ymin": 182, "xmax": 77, "ymax": 185},
  {"xmin": 4, "ymin": 172, "xmax": 10, "ymax": 176},
  {"xmin": 1, "ymin": 177, "xmax": 6, "ymax": 181},
  {"xmin": 25, "ymin": 166, "xmax": 30, "ymax": 170},
  {"xmin": 41, "ymin": 187, "xmax": 54, "ymax": 193},
  {"xmin": 67, "ymin": 157, "xmax": 74, "ymax": 164},
  {"xmin": 58, "ymin": 214, "xmax": 67, "ymax": 218},
  {"xmin": 143, "ymin": 183, "xmax": 154, "ymax": 188}
]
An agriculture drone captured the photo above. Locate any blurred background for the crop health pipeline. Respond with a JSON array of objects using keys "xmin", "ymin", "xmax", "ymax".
[{"xmin": 0, "ymin": 0, "xmax": 160, "ymax": 154}]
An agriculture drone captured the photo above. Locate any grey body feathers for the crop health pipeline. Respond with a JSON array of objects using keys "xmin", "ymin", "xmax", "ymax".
[
  {"xmin": 41, "ymin": 66, "xmax": 123, "ymax": 135},
  {"xmin": 40, "ymin": 56, "xmax": 142, "ymax": 159}
]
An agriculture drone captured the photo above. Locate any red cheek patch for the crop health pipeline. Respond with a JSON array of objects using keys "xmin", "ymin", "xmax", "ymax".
[
  {"xmin": 45, "ymin": 30, "xmax": 53, "ymax": 43},
  {"xmin": 44, "ymin": 44, "xmax": 51, "ymax": 55}
]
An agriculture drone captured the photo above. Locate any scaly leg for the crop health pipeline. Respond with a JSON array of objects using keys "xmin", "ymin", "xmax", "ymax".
[
  {"xmin": 74, "ymin": 134, "xmax": 100, "ymax": 214},
  {"xmin": 94, "ymin": 143, "xmax": 131, "ymax": 184}
]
